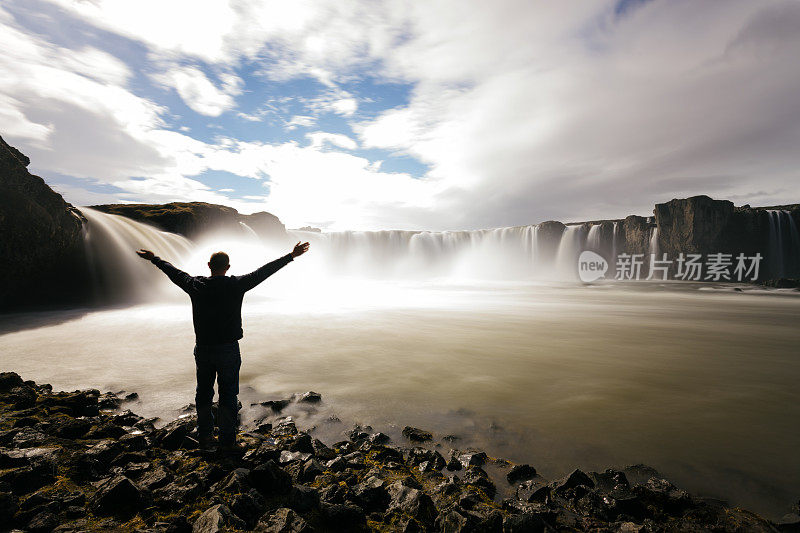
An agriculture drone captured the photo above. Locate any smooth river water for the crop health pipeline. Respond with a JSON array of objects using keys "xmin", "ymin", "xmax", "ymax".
[{"xmin": 1, "ymin": 280, "xmax": 798, "ymax": 519}]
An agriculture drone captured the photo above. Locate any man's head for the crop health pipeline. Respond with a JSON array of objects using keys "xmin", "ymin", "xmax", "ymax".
[{"xmin": 208, "ymin": 251, "xmax": 230, "ymax": 276}]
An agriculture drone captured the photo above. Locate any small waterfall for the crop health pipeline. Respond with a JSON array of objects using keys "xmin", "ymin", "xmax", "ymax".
[
  {"xmin": 611, "ymin": 222, "xmax": 619, "ymax": 277},
  {"xmin": 239, "ymin": 221, "xmax": 260, "ymax": 240},
  {"xmin": 648, "ymin": 227, "xmax": 659, "ymax": 257},
  {"xmin": 767, "ymin": 210, "xmax": 800, "ymax": 278},
  {"xmin": 555, "ymin": 225, "xmax": 586, "ymax": 278},
  {"xmin": 80, "ymin": 208, "xmax": 195, "ymax": 302},
  {"xmin": 586, "ymin": 224, "xmax": 602, "ymax": 252}
]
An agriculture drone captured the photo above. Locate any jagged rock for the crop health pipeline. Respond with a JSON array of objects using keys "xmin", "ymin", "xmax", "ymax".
[
  {"xmin": 192, "ymin": 503, "xmax": 245, "ymax": 533},
  {"xmin": 27, "ymin": 509, "xmax": 59, "ymax": 532},
  {"xmin": 153, "ymin": 479, "xmax": 203, "ymax": 509},
  {"xmin": 554, "ymin": 469, "xmax": 594, "ymax": 494},
  {"xmin": 214, "ymin": 468, "xmax": 252, "ymax": 493},
  {"xmin": 311, "ymin": 438, "xmax": 337, "ymax": 461},
  {"xmin": 84, "ymin": 422, "xmax": 127, "ymax": 440},
  {"xmin": 351, "ymin": 475, "xmax": 389, "ymax": 511},
  {"xmin": 297, "ymin": 458, "xmax": 324, "ymax": 483},
  {"xmin": 463, "ymin": 466, "xmax": 496, "ymax": 498},
  {"xmin": 273, "ymin": 419, "xmax": 298, "ymax": 437},
  {"xmin": 402, "ymin": 426, "xmax": 433, "ymax": 442},
  {"xmin": 288, "ymin": 433, "xmax": 314, "ymax": 453},
  {"xmin": 408, "ymin": 447, "xmax": 446, "ymax": 470},
  {"xmin": 249, "ymin": 460, "xmax": 292, "ymax": 494},
  {"xmin": 254, "ymin": 507, "xmax": 311, "ymax": 532},
  {"xmin": 243, "ymin": 441, "xmax": 281, "ymax": 465},
  {"xmin": 90, "ymin": 475, "xmax": 146, "ymax": 517},
  {"xmin": 280, "ymin": 450, "xmax": 311, "ymax": 464},
  {"xmin": 368, "ymin": 432, "xmax": 390, "ymax": 445},
  {"xmin": 516, "ymin": 478, "xmax": 550, "ymax": 504},
  {"xmin": 230, "ymin": 489, "xmax": 266, "ymax": 529},
  {"xmin": 457, "ymin": 451, "xmax": 487, "ymax": 468},
  {"xmin": 319, "ymin": 501, "xmax": 368, "ymax": 531},
  {"xmin": 6, "ymin": 384, "xmax": 38, "ymax": 409},
  {"xmin": 151, "ymin": 417, "xmax": 193, "ymax": 450},
  {"xmin": 113, "ymin": 409, "xmax": 142, "ymax": 426},
  {"xmin": 287, "ymin": 484, "xmax": 320, "ymax": 512},
  {"xmin": 258, "ymin": 399, "xmax": 291, "ymax": 412},
  {"xmin": 139, "ymin": 466, "xmax": 173, "ymax": 491},
  {"xmin": 294, "ymin": 391, "xmax": 321, "ymax": 404},
  {"xmin": 0, "ymin": 371, "xmax": 24, "ymax": 393},
  {"xmin": 51, "ymin": 417, "xmax": 92, "ymax": 439},
  {"xmin": 502, "ymin": 512, "xmax": 547, "ymax": 533},
  {"xmin": 507, "ymin": 464, "xmax": 537, "ymax": 484},
  {"xmin": 36, "ymin": 390, "xmax": 99, "ymax": 417},
  {"xmin": 118, "ymin": 433, "xmax": 147, "ymax": 451},
  {"xmin": 386, "ymin": 480, "xmax": 437, "ymax": 524}
]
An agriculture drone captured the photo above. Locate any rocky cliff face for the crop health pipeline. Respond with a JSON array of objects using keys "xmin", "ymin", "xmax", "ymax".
[
  {"xmin": 653, "ymin": 195, "xmax": 800, "ymax": 279},
  {"xmin": 91, "ymin": 203, "xmax": 287, "ymax": 242},
  {"xmin": 0, "ymin": 137, "xmax": 87, "ymax": 310}
]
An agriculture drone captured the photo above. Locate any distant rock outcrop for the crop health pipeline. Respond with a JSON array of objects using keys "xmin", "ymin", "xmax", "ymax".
[
  {"xmin": 91, "ymin": 203, "xmax": 287, "ymax": 242},
  {"xmin": 0, "ymin": 136, "xmax": 87, "ymax": 309}
]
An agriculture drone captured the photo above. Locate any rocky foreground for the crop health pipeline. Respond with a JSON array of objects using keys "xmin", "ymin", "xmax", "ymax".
[{"xmin": 0, "ymin": 372, "xmax": 794, "ymax": 533}]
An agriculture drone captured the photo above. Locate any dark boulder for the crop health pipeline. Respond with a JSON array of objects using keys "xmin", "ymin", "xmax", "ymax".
[
  {"xmin": 351, "ymin": 475, "xmax": 389, "ymax": 511},
  {"xmin": 249, "ymin": 460, "xmax": 292, "ymax": 495},
  {"xmin": 36, "ymin": 390, "xmax": 100, "ymax": 417},
  {"xmin": 386, "ymin": 480, "xmax": 437, "ymax": 525},
  {"xmin": 286, "ymin": 484, "xmax": 320, "ymax": 513},
  {"xmin": 192, "ymin": 503, "xmax": 245, "ymax": 533},
  {"xmin": 254, "ymin": 507, "xmax": 311, "ymax": 532},
  {"xmin": 230, "ymin": 489, "xmax": 267, "ymax": 529},
  {"xmin": 0, "ymin": 372, "xmax": 24, "ymax": 393},
  {"xmin": 402, "ymin": 426, "xmax": 433, "ymax": 442},
  {"xmin": 90, "ymin": 475, "xmax": 146, "ymax": 517},
  {"xmin": 319, "ymin": 501, "xmax": 368, "ymax": 532},
  {"xmin": 506, "ymin": 464, "xmax": 537, "ymax": 484}
]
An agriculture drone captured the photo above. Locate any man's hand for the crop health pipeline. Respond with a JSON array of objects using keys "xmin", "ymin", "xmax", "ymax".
[
  {"xmin": 291, "ymin": 241, "xmax": 310, "ymax": 258},
  {"xmin": 136, "ymin": 249, "xmax": 155, "ymax": 260}
]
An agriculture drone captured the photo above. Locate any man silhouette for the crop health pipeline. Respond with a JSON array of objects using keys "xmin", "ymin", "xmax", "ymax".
[{"xmin": 136, "ymin": 241, "xmax": 310, "ymax": 452}]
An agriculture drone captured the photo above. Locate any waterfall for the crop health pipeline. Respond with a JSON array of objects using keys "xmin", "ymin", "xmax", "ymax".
[
  {"xmin": 80, "ymin": 208, "xmax": 195, "ymax": 302},
  {"xmin": 649, "ymin": 227, "xmax": 659, "ymax": 257},
  {"xmin": 767, "ymin": 210, "xmax": 800, "ymax": 278},
  {"xmin": 555, "ymin": 225, "xmax": 586, "ymax": 278},
  {"xmin": 586, "ymin": 224, "xmax": 602, "ymax": 252},
  {"xmin": 239, "ymin": 221, "xmax": 260, "ymax": 240},
  {"xmin": 79, "ymin": 208, "xmax": 686, "ymax": 288}
]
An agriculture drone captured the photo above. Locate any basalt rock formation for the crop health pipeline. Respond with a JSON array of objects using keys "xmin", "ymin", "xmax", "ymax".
[
  {"xmin": 0, "ymin": 136, "xmax": 87, "ymax": 310},
  {"xmin": 91, "ymin": 202, "xmax": 287, "ymax": 242}
]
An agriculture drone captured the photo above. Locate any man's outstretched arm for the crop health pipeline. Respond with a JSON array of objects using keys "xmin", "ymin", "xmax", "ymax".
[
  {"xmin": 136, "ymin": 249, "xmax": 194, "ymax": 293},
  {"xmin": 237, "ymin": 241, "xmax": 310, "ymax": 292}
]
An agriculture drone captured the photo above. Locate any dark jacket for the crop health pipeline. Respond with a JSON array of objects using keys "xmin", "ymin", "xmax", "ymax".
[{"xmin": 151, "ymin": 254, "xmax": 293, "ymax": 346}]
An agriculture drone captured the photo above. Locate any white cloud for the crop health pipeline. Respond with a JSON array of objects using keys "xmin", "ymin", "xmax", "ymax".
[
  {"xmin": 153, "ymin": 66, "xmax": 240, "ymax": 117},
  {"xmin": 306, "ymin": 131, "xmax": 358, "ymax": 150},
  {"xmin": 284, "ymin": 115, "xmax": 316, "ymax": 130},
  {"xmin": 10, "ymin": 0, "xmax": 800, "ymax": 230}
]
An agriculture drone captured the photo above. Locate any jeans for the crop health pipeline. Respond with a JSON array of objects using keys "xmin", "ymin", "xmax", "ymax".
[{"xmin": 193, "ymin": 341, "xmax": 241, "ymax": 444}]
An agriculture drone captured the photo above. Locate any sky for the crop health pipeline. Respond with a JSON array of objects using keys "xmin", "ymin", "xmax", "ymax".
[{"xmin": 1, "ymin": 0, "xmax": 799, "ymax": 231}]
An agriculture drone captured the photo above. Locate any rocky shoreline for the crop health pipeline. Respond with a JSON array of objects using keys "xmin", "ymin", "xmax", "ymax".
[{"xmin": 1, "ymin": 372, "xmax": 795, "ymax": 532}]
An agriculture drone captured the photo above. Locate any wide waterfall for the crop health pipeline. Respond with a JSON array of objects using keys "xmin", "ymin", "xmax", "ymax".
[{"xmin": 78, "ymin": 208, "xmax": 800, "ymax": 303}]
